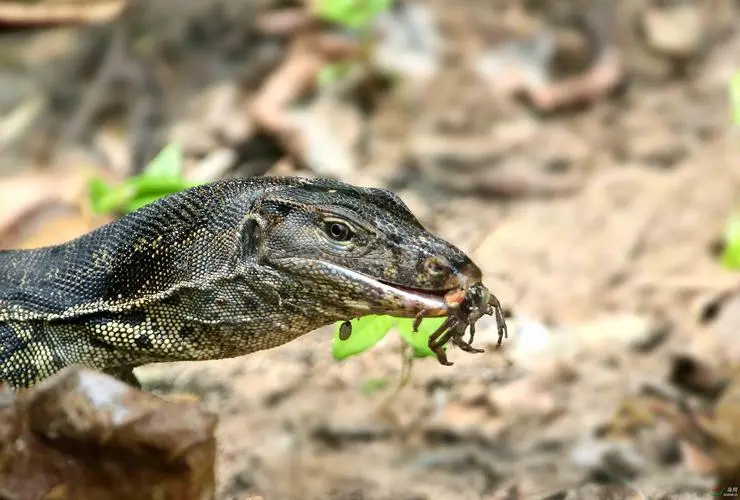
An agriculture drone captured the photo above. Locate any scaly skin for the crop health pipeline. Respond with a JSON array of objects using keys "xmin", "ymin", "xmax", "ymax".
[{"xmin": 0, "ymin": 176, "xmax": 502, "ymax": 389}]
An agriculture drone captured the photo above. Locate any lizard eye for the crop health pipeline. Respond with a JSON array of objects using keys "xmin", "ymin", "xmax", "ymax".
[{"xmin": 325, "ymin": 220, "xmax": 353, "ymax": 242}]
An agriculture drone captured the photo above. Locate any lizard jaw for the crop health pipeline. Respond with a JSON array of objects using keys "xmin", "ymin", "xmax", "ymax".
[{"xmin": 295, "ymin": 261, "xmax": 451, "ymax": 317}]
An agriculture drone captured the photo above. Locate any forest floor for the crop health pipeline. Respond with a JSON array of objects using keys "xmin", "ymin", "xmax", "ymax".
[{"xmin": 2, "ymin": 1, "xmax": 740, "ymax": 498}]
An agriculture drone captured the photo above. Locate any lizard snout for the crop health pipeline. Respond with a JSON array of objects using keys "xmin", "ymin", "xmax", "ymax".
[{"xmin": 420, "ymin": 255, "xmax": 482, "ymax": 290}]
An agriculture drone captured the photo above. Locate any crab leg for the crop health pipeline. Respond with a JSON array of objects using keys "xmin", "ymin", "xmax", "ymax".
[
  {"xmin": 488, "ymin": 294, "xmax": 508, "ymax": 347},
  {"xmin": 429, "ymin": 327, "xmax": 454, "ymax": 366}
]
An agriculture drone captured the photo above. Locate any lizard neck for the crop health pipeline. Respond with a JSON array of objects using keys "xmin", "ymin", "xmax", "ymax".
[{"xmin": 102, "ymin": 266, "xmax": 343, "ymax": 364}]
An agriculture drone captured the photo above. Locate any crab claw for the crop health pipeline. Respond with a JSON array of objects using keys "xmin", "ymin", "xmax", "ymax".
[{"xmin": 488, "ymin": 294, "xmax": 508, "ymax": 347}]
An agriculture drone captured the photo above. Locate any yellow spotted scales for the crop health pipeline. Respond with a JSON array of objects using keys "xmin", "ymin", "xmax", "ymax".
[{"xmin": 1, "ymin": 177, "xmax": 505, "ymax": 389}]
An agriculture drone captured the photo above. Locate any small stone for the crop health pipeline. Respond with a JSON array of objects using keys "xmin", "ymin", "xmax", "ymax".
[
  {"xmin": 652, "ymin": 420, "xmax": 682, "ymax": 466},
  {"xmin": 311, "ymin": 412, "xmax": 393, "ymax": 448},
  {"xmin": 627, "ymin": 126, "xmax": 687, "ymax": 168},
  {"xmin": 570, "ymin": 438, "xmax": 645, "ymax": 481},
  {"xmin": 422, "ymin": 401, "xmax": 506, "ymax": 445},
  {"xmin": 260, "ymin": 364, "xmax": 307, "ymax": 407},
  {"xmin": 708, "ymin": 291, "xmax": 740, "ymax": 362},
  {"xmin": 488, "ymin": 377, "xmax": 561, "ymax": 421},
  {"xmin": 551, "ymin": 484, "xmax": 649, "ymax": 500},
  {"xmin": 641, "ymin": 3, "xmax": 704, "ymax": 59},
  {"xmin": 679, "ymin": 439, "xmax": 715, "ymax": 475},
  {"xmin": 668, "ymin": 354, "xmax": 726, "ymax": 399},
  {"xmin": 456, "ymin": 383, "xmax": 490, "ymax": 408},
  {"xmin": 556, "ymin": 313, "xmax": 659, "ymax": 357},
  {"xmin": 508, "ymin": 315, "xmax": 555, "ymax": 367}
]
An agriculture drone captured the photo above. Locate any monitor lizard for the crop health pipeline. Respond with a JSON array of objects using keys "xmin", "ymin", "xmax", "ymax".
[{"xmin": 0, "ymin": 176, "xmax": 506, "ymax": 390}]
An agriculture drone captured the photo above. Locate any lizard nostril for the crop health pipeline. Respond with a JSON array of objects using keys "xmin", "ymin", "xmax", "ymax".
[{"xmin": 423, "ymin": 257, "xmax": 449, "ymax": 277}]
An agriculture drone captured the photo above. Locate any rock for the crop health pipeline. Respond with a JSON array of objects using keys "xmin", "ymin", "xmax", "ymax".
[{"xmin": 0, "ymin": 366, "xmax": 217, "ymax": 500}]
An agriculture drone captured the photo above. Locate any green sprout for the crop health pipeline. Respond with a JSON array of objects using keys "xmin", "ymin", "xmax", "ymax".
[
  {"xmin": 314, "ymin": 0, "xmax": 393, "ymax": 87},
  {"xmin": 722, "ymin": 71, "xmax": 740, "ymax": 270},
  {"xmin": 314, "ymin": 0, "xmax": 393, "ymax": 30},
  {"xmin": 88, "ymin": 143, "xmax": 202, "ymax": 216},
  {"xmin": 730, "ymin": 71, "xmax": 740, "ymax": 127},
  {"xmin": 360, "ymin": 377, "xmax": 390, "ymax": 395},
  {"xmin": 722, "ymin": 211, "xmax": 740, "ymax": 270},
  {"xmin": 331, "ymin": 315, "xmax": 449, "ymax": 361}
]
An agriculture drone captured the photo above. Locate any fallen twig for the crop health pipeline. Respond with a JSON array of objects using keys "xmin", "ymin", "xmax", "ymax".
[{"xmin": 0, "ymin": 0, "xmax": 125, "ymax": 27}]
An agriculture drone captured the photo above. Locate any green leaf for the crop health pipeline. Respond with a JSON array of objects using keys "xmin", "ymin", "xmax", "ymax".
[
  {"xmin": 396, "ymin": 317, "xmax": 448, "ymax": 358},
  {"xmin": 92, "ymin": 182, "xmax": 138, "ymax": 215},
  {"xmin": 722, "ymin": 211, "xmax": 740, "ymax": 270},
  {"xmin": 360, "ymin": 377, "xmax": 390, "ymax": 395},
  {"xmin": 122, "ymin": 180, "xmax": 200, "ymax": 214},
  {"xmin": 315, "ymin": 0, "xmax": 393, "ymax": 29},
  {"xmin": 332, "ymin": 315, "xmax": 396, "ymax": 361},
  {"xmin": 318, "ymin": 62, "xmax": 353, "ymax": 87},
  {"xmin": 143, "ymin": 143, "xmax": 183, "ymax": 178},
  {"xmin": 87, "ymin": 176, "xmax": 113, "ymax": 214},
  {"xmin": 124, "ymin": 194, "xmax": 169, "ymax": 213},
  {"xmin": 85, "ymin": 143, "xmax": 202, "ymax": 216},
  {"xmin": 127, "ymin": 175, "xmax": 199, "ymax": 198},
  {"xmin": 730, "ymin": 72, "xmax": 740, "ymax": 126}
]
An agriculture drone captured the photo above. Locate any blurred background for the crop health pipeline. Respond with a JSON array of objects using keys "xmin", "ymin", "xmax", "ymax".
[{"xmin": 1, "ymin": 0, "xmax": 740, "ymax": 498}]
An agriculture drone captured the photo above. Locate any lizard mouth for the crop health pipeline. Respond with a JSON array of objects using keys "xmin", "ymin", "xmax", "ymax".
[
  {"xmin": 363, "ymin": 277, "xmax": 452, "ymax": 316},
  {"xmin": 376, "ymin": 280, "xmax": 453, "ymax": 299},
  {"xmin": 299, "ymin": 260, "xmax": 452, "ymax": 316},
  {"xmin": 279, "ymin": 259, "xmax": 453, "ymax": 316}
]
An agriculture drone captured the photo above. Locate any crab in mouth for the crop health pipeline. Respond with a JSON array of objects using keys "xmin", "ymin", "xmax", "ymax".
[
  {"xmin": 418, "ymin": 282, "xmax": 508, "ymax": 366},
  {"xmin": 342, "ymin": 269, "xmax": 508, "ymax": 366}
]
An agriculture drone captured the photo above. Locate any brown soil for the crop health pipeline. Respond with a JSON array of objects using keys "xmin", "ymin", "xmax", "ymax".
[{"xmin": 3, "ymin": 0, "xmax": 740, "ymax": 498}]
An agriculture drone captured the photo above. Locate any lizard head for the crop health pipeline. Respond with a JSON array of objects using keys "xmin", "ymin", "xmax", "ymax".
[{"xmin": 239, "ymin": 178, "xmax": 484, "ymax": 319}]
